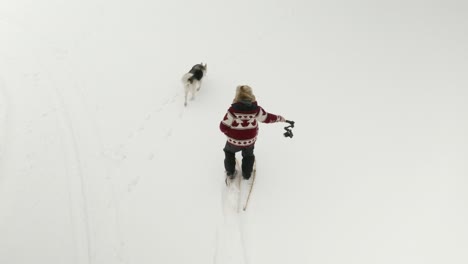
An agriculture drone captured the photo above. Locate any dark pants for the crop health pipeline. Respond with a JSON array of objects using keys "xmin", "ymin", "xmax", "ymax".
[{"xmin": 223, "ymin": 142, "xmax": 255, "ymax": 179}]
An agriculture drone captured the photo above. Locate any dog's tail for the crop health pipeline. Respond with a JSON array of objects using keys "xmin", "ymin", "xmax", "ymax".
[{"xmin": 181, "ymin": 73, "xmax": 194, "ymax": 85}]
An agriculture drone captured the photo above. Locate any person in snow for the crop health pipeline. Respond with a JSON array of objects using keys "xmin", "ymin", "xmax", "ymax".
[{"xmin": 220, "ymin": 85, "xmax": 286, "ymax": 180}]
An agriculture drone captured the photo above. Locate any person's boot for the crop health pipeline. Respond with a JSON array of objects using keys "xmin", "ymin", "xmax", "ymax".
[
  {"xmin": 225, "ymin": 170, "xmax": 237, "ymax": 186},
  {"xmin": 226, "ymin": 170, "xmax": 237, "ymax": 179}
]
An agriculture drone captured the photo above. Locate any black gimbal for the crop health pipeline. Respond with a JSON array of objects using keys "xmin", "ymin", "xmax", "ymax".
[{"xmin": 283, "ymin": 120, "xmax": 295, "ymax": 138}]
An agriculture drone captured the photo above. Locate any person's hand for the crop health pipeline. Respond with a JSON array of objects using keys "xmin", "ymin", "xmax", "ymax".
[{"xmin": 278, "ymin": 115, "xmax": 286, "ymax": 122}]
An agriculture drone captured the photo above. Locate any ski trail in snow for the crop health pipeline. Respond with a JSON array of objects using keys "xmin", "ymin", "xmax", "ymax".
[
  {"xmin": 43, "ymin": 51, "xmax": 128, "ymax": 263},
  {"xmin": 214, "ymin": 180, "xmax": 249, "ymax": 264},
  {"xmin": 0, "ymin": 77, "xmax": 7, "ymax": 173},
  {"xmin": 28, "ymin": 51, "xmax": 92, "ymax": 263},
  {"xmin": 48, "ymin": 76, "xmax": 93, "ymax": 264},
  {"xmin": 0, "ymin": 20, "xmax": 94, "ymax": 264},
  {"xmin": 9, "ymin": 20, "xmax": 124, "ymax": 262}
]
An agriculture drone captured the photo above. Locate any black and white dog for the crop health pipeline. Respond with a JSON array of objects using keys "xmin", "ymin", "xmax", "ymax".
[{"xmin": 181, "ymin": 63, "xmax": 207, "ymax": 106}]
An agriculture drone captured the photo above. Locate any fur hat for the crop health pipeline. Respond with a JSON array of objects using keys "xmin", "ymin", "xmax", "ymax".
[{"xmin": 233, "ymin": 85, "xmax": 256, "ymax": 103}]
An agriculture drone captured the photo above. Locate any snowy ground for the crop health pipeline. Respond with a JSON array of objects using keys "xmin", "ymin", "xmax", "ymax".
[{"xmin": 1, "ymin": 1, "xmax": 468, "ymax": 264}]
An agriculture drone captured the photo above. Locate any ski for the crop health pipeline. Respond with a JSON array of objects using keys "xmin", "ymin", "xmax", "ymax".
[
  {"xmin": 225, "ymin": 159, "xmax": 256, "ymax": 212},
  {"xmin": 242, "ymin": 161, "xmax": 256, "ymax": 211},
  {"xmin": 225, "ymin": 159, "xmax": 241, "ymax": 187}
]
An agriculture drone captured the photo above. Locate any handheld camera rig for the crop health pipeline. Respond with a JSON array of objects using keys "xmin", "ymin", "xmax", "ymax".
[{"xmin": 283, "ymin": 120, "xmax": 295, "ymax": 138}]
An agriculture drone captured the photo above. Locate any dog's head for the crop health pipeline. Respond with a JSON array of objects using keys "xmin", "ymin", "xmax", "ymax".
[{"xmin": 199, "ymin": 62, "xmax": 207, "ymax": 73}]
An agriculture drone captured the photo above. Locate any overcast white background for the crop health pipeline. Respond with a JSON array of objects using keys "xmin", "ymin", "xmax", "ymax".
[{"xmin": 0, "ymin": 1, "xmax": 467, "ymax": 263}]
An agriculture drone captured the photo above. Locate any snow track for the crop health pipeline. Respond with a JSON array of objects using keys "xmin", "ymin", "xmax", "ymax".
[
  {"xmin": 214, "ymin": 160, "xmax": 255, "ymax": 264},
  {"xmin": 214, "ymin": 181, "xmax": 249, "ymax": 264},
  {"xmin": 0, "ymin": 77, "xmax": 6, "ymax": 167},
  {"xmin": 0, "ymin": 20, "xmax": 123, "ymax": 264}
]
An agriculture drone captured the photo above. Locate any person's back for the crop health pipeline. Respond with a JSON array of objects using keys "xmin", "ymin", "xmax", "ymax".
[{"xmin": 220, "ymin": 85, "xmax": 286, "ymax": 181}]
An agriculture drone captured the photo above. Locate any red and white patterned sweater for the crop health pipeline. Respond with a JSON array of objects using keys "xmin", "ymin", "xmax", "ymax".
[{"xmin": 219, "ymin": 101, "xmax": 282, "ymax": 147}]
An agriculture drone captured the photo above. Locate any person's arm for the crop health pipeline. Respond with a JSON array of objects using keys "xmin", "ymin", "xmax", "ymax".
[
  {"xmin": 257, "ymin": 107, "xmax": 286, "ymax": 123},
  {"xmin": 220, "ymin": 111, "xmax": 234, "ymax": 134}
]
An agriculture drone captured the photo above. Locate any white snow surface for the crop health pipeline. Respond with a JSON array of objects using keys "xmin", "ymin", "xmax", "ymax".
[{"xmin": 1, "ymin": 1, "xmax": 468, "ymax": 264}]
